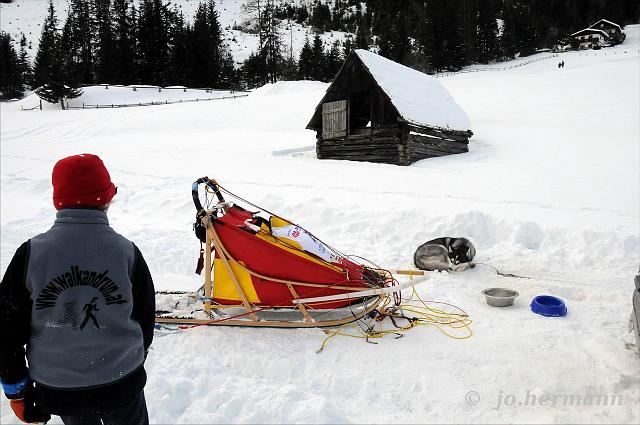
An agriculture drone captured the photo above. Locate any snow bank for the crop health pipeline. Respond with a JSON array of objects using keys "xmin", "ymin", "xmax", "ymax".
[{"xmin": 17, "ymin": 86, "xmax": 240, "ymax": 110}]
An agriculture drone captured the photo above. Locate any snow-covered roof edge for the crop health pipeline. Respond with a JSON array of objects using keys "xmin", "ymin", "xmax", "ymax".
[
  {"xmin": 570, "ymin": 28, "xmax": 610, "ymax": 38},
  {"xmin": 353, "ymin": 49, "xmax": 472, "ymax": 133},
  {"xmin": 589, "ymin": 19, "xmax": 622, "ymax": 32}
]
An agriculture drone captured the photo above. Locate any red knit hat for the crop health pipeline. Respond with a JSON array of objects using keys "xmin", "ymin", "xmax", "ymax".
[{"xmin": 52, "ymin": 154, "xmax": 116, "ymax": 210}]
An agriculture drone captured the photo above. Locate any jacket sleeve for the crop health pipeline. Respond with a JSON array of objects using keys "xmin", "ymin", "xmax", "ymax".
[
  {"xmin": 0, "ymin": 241, "xmax": 31, "ymax": 384},
  {"xmin": 131, "ymin": 244, "xmax": 155, "ymax": 350}
]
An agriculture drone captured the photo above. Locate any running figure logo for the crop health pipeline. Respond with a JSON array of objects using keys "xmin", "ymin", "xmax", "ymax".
[{"xmin": 80, "ymin": 297, "xmax": 100, "ymax": 330}]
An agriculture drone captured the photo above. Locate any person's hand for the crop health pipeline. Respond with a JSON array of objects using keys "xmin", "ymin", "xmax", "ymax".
[{"xmin": 2, "ymin": 376, "xmax": 51, "ymax": 423}]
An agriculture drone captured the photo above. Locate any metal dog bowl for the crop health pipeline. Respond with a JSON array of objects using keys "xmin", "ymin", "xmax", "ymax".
[{"xmin": 482, "ymin": 288, "xmax": 519, "ymax": 307}]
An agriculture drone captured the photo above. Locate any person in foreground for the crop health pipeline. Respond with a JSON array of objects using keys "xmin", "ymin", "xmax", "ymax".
[{"xmin": 0, "ymin": 154, "xmax": 155, "ymax": 425}]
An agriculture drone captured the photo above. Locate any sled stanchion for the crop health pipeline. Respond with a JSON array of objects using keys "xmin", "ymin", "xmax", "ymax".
[
  {"xmin": 287, "ymin": 283, "xmax": 313, "ymax": 322},
  {"xmin": 204, "ymin": 216, "xmax": 213, "ymax": 315},
  {"xmin": 208, "ymin": 222, "xmax": 259, "ymax": 321}
]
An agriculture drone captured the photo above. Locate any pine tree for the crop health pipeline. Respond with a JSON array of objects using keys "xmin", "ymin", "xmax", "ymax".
[
  {"xmin": 310, "ymin": 33, "xmax": 325, "ymax": 81},
  {"xmin": 324, "ymin": 41, "xmax": 343, "ymax": 81},
  {"xmin": 218, "ymin": 49, "xmax": 239, "ymax": 89},
  {"xmin": 137, "ymin": 0, "xmax": 172, "ymax": 86},
  {"xmin": 189, "ymin": 3, "xmax": 212, "ymax": 86},
  {"xmin": 205, "ymin": 0, "xmax": 223, "ymax": 87},
  {"xmin": 279, "ymin": 54, "xmax": 298, "ymax": 81},
  {"xmin": 112, "ymin": 0, "xmax": 137, "ymax": 84},
  {"xmin": 33, "ymin": 0, "xmax": 81, "ymax": 108},
  {"xmin": 260, "ymin": 0, "xmax": 283, "ymax": 84},
  {"xmin": 310, "ymin": 3, "xmax": 331, "ymax": 32},
  {"xmin": 17, "ymin": 33, "xmax": 32, "ymax": 88},
  {"xmin": 477, "ymin": 0, "xmax": 499, "ymax": 63},
  {"xmin": 354, "ymin": 14, "xmax": 371, "ymax": 50},
  {"xmin": 61, "ymin": 0, "xmax": 93, "ymax": 85},
  {"xmin": 297, "ymin": 37, "xmax": 313, "ymax": 80},
  {"xmin": 167, "ymin": 11, "xmax": 189, "ymax": 86},
  {"xmin": 0, "ymin": 32, "xmax": 24, "ymax": 99},
  {"xmin": 240, "ymin": 51, "xmax": 266, "ymax": 88},
  {"xmin": 92, "ymin": 0, "xmax": 115, "ymax": 83},
  {"xmin": 342, "ymin": 37, "xmax": 353, "ymax": 57},
  {"xmin": 517, "ymin": 2, "xmax": 537, "ymax": 57},
  {"xmin": 423, "ymin": 0, "xmax": 467, "ymax": 72},
  {"xmin": 499, "ymin": 1, "xmax": 518, "ymax": 60}
]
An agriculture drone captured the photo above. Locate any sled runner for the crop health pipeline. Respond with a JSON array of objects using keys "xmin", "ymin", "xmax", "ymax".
[{"xmin": 155, "ymin": 177, "xmax": 420, "ymax": 328}]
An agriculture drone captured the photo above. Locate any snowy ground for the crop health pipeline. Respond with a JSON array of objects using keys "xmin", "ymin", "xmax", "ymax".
[{"xmin": 1, "ymin": 25, "xmax": 639, "ymax": 425}]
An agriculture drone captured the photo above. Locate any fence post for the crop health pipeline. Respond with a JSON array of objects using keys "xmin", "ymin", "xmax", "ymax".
[
  {"xmin": 166, "ymin": 100, "xmax": 168, "ymax": 104},
  {"xmin": 158, "ymin": 87, "xmax": 161, "ymax": 92},
  {"xmin": 40, "ymin": 99, "xmax": 43, "ymax": 110}
]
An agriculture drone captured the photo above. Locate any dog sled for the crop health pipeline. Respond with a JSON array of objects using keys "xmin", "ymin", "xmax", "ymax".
[{"xmin": 155, "ymin": 177, "xmax": 422, "ymax": 328}]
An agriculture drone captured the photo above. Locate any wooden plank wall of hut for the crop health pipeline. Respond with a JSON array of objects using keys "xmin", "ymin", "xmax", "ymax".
[
  {"xmin": 316, "ymin": 127, "xmax": 405, "ymax": 165},
  {"xmin": 406, "ymin": 125, "xmax": 472, "ymax": 164}
]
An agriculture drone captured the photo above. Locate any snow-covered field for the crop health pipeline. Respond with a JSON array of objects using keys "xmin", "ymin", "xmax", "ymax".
[{"xmin": 2, "ymin": 23, "xmax": 639, "ymax": 425}]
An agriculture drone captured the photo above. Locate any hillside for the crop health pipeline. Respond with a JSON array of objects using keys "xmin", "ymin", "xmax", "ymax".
[
  {"xmin": 1, "ymin": 23, "xmax": 638, "ymax": 424},
  {"xmin": 0, "ymin": 0, "xmax": 348, "ymax": 65}
]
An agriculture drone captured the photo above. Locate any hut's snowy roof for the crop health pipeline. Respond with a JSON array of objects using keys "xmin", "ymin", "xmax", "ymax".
[{"xmin": 354, "ymin": 49, "xmax": 471, "ymax": 132}]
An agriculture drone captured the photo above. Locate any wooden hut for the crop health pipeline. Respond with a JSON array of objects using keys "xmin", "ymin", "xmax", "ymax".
[{"xmin": 306, "ymin": 49, "xmax": 473, "ymax": 166}]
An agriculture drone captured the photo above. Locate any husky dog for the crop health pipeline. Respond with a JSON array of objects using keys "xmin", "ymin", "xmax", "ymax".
[{"xmin": 414, "ymin": 237, "xmax": 476, "ymax": 272}]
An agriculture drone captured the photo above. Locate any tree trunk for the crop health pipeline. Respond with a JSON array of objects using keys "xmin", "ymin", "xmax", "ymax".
[{"xmin": 60, "ymin": 99, "xmax": 65, "ymax": 110}]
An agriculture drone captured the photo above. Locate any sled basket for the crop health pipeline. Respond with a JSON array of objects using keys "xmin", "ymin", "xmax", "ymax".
[{"xmin": 155, "ymin": 177, "xmax": 407, "ymax": 328}]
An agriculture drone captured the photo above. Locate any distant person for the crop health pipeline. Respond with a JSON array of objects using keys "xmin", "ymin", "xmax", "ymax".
[{"xmin": 0, "ymin": 154, "xmax": 155, "ymax": 425}]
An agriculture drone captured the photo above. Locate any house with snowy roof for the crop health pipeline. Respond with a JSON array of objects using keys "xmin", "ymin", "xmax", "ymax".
[
  {"xmin": 589, "ymin": 19, "xmax": 623, "ymax": 37},
  {"xmin": 306, "ymin": 49, "xmax": 473, "ymax": 166},
  {"xmin": 571, "ymin": 19, "xmax": 625, "ymax": 49}
]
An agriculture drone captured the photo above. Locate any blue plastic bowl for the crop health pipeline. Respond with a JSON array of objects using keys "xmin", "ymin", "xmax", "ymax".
[{"xmin": 530, "ymin": 295, "xmax": 567, "ymax": 317}]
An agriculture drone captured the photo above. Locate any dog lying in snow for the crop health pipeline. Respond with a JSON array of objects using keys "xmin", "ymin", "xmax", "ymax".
[{"xmin": 414, "ymin": 237, "xmax": 476, "ymax": 272}]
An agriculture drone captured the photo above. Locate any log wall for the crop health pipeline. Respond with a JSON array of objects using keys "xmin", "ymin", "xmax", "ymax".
[
  {"xmin": 316, "ymin": 127, "xmax": 405, "ymax": 165},
  {"xmin": 316, "ymin": 125, "xmax": 473, "ymax": 166}
]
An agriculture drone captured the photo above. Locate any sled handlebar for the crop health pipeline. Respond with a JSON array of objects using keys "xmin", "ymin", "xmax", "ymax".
[{"xmin": 192, "ymin": 177, "xmax": 225, "ymax": 213}]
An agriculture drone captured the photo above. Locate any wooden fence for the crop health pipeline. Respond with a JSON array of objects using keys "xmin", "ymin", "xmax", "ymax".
[
  {"xmin": 66, "ymin": 93, "xmax": 248, "ymax": 109},
  {"xmin": 434, "ymin": 54, "xmax": 559, "ymax": 77}
]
